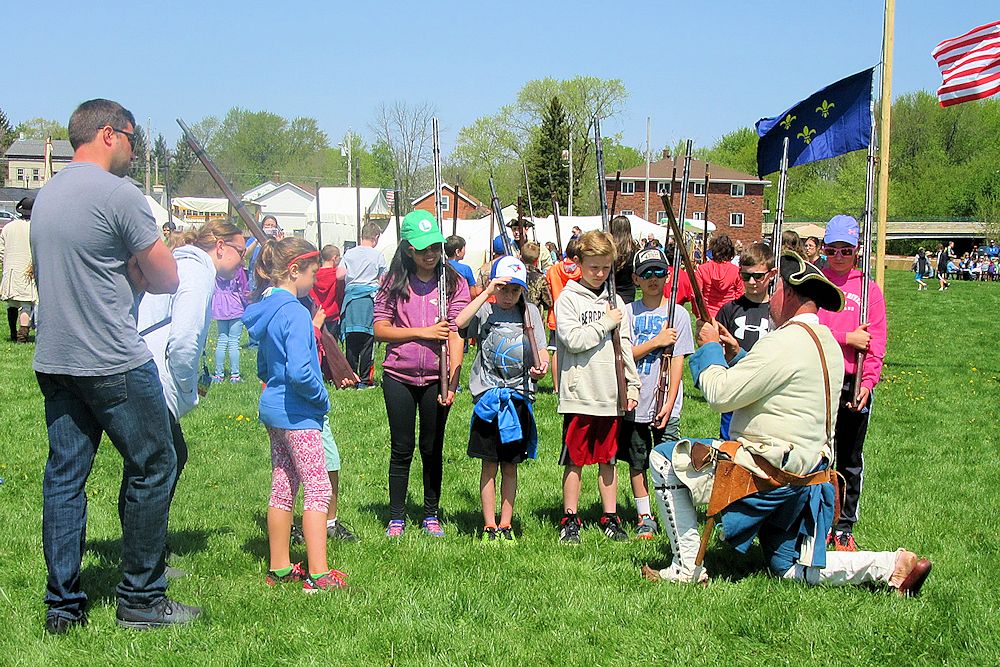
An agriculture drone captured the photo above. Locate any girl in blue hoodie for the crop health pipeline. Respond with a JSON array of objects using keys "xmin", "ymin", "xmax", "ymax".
[{"xmin": 243, "ymin": 237, "xmax": 347, "ymax": 592}]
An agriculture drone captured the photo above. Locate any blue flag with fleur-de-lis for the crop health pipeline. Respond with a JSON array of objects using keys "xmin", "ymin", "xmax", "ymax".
[{"xmin": 755, "ymin": 67, "xmax": 875, "ymax": 177}]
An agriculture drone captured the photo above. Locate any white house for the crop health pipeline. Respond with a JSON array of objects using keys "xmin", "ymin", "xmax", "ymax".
[{"xmin": 250, "ymin": 182, "xmax": 316, "ymax": 239}]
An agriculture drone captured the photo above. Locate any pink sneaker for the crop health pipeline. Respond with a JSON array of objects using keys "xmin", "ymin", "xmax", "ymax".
[
  {"xmin": 386, "ymin": 519, "xmax": 405, "ymax": 538},
  {"xmin": 303, "ymin": 569, "xmax": 348, "ymax": 593}
]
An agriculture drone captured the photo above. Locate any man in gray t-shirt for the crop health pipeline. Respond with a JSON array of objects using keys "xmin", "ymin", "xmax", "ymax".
[{"xmin": 30, "ymin": 98, "xmax": 200, "ymax": 634}]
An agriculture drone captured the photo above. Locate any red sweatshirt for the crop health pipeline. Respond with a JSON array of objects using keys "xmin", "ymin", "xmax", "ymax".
[
  {"xmin": 695, "ymin": 260, "xmax": 744, "ymax": 319},
  {"xmin": 310, "ymin": 267, "xmax": 343, "ymax": 321},
  {"xmin": 817, "ymin": 268, "xmax": 887, "ymax": 390},
  {"xmin": 662, "ymin": 267, "xmax": 695, "ymax": 309}
]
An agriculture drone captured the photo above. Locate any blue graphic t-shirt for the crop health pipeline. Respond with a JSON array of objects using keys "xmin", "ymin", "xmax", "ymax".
[
  {"xmin": 623, "ymin": 300, "xmax": 694, "ymax": 424},
  {"xmin": 463, "ymin": 301, "xmax": 547, "ymax": 400}
]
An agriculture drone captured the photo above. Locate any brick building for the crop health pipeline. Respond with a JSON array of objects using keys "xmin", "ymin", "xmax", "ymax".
[
  {"xmin": 605, "ymin": 153, "xmax": 770, "ymax": 247},
  {"xmin": 411, "ymin": 183, "xmax": 486, "ymax": 220}
]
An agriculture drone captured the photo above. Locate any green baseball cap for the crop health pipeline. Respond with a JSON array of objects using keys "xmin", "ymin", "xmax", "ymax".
[{"xmin": 400, "ymin": 210, "xmax": 446, "ymax": 250}]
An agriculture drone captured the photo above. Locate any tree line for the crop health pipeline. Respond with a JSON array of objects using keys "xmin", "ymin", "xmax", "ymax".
[{"xmin": 3, "ymin": 88, "xmax": 999, "ymax": 237}]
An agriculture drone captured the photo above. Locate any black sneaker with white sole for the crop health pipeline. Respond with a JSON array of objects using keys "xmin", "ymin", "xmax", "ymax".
[
  {"xmin": 116, "ymin": 597, "xmax": 202, "ymax": 630},
  {"xmin": 559, "ymin": 514, "xmax": 582, "ymax": 544},
  {"xmin": 599, "ymin": 514, "xmax": 628, "ymax": 541},
  {"xmin": 327, "ymin": 520, "xmax": 359, "ymax": 542}
]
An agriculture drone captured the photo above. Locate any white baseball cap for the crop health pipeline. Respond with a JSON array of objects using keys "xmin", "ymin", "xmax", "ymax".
[{"xmin": 490, "ymin": 255, "xmax": 528, "ymax": 289}]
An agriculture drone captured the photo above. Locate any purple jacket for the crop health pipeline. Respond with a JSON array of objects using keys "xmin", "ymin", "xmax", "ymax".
[
  {"xmin": 212, "ymin": 266, "xmax": 249, "ymax": 321},
  {"xmin": 373, "ymin": 273, "xmax": 470, "ymax": 386}
]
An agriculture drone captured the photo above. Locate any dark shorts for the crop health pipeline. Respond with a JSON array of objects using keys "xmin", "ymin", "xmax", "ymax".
[
  {"xmin": 617, "ymin": 417, "xmax": 680, "ymax": 470},
  {"xmin": 468, "ymin": 400, "xmax": 535, "ymax": 464},
  {"xmin": 558, "ymin": 414, "xmax": 620, "ymax": 467}
]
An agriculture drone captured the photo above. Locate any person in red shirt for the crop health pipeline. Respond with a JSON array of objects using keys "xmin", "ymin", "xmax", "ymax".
[
  {"xmin": 694, "ymin": 235, "xmax": 744, "ymax": 319},
  {"xmin": 310, "ymin": 245, "xmax": 344, "ymax": 340},
  {"xmin": 661, "ymin": 245, "xmax": 695, "ymax": 308}
]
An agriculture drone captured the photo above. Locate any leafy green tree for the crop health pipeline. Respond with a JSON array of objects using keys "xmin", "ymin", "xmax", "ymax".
[
  {"xmin": 14, "ymin": 117, "xmax": 68, "ymax": 140},
  {"xmin": 0, "ymin": 107, "xmax": 14, "ymax": 153},
  {"xmin": 128, "ymin": 124, "xmax": 148, "ymax": 183}
]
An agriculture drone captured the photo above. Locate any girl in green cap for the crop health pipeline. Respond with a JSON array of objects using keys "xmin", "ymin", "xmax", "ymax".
[{"xmin": 373, "ymin": 211, "xmax": 470, "ymax": 538}]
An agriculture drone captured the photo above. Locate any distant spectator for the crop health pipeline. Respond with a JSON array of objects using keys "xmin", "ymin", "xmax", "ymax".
[
  {"xmin": 311, "ymin": 244, "xmax": 345, "ymax": 340},
  {"xmin": 936, "ymin": 243, "xmax": 950, "ymax": 291},
  {"xmin": 545, "ymin": 241, "xmax": 560, "ymax": 265},
  {"xmin": 610, "ymin": 215, "xmax": 639, "ymax": 303},
  {"xmin": 338, "ymin": 221, "xmax": 387, "ymax": 388},
  {"xmin": 694, "ymin": 234, "xmax": 745, "ymax": 319},
  {"xmin": 520, "ymin": 241, "xmax": 552, "ymax": 317},
  {"xmin": 803, "ymin": 235, "xmax": 827, "ymax": 269},
  {"xmin": 445, "ymin": 234, "xmax": 479, "ymax": 298},
  {"xmin": 1, "ymin": 196, "xmax": 36, "ymax": 343},
  {"xmin": 781, "ymin": 229, "xmax": 804, "ymax": 255},
  {"xmin": 913, "ymin": 248, "xmax": 929, "ymax": 291}
]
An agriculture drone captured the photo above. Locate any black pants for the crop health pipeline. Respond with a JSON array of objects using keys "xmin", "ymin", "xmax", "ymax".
[
  {"xmin": 346, "ymin": 332, "xmax": 374, "ymax": 384},
  {"xmin": 383, "ymin": 375, "xmax": 449, "ymax": 520},
  {"xmin": 834, "ymin": 377, "xmax": 872, "ymax": 533},
  {"xmin": 7, "ymin": 306, "xmax": 17, "ymax": 341}
]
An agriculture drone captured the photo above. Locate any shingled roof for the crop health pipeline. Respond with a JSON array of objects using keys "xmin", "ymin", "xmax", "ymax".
[
  {"xmin": 607, "ymin": 157, "xmax": 769, "ymax": 185},
  {"xmin": 3, "ymin": 138, "xmax": 74, "ymax": 160}
]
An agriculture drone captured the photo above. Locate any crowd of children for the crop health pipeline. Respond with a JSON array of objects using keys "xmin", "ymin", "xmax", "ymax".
[{"xmin": 192, "ymin": 207, "xmax": 902, "ymax": 593}]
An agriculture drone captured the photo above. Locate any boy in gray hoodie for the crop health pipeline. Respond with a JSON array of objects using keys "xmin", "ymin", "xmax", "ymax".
[{"xmin": 554, "ymin": 230, "xmax": 640, "ymax": 543}]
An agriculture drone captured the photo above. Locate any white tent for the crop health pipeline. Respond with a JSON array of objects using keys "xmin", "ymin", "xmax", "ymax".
[
  {"xmin": 310, "ymin": 186, "xmax": 384, "ymax": 248},
  {"xmin": 144, "ymin": 195, "xmax": 170, "ymax": 226},
  {"xmin": 171, "ymin": 196, "xmax": 229, "ymax": 214}
]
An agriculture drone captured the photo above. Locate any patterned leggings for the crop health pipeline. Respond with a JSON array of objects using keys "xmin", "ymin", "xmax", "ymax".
[{"xmin": 267, "ymin": 427, "xmax": 331, "ymax": 513}]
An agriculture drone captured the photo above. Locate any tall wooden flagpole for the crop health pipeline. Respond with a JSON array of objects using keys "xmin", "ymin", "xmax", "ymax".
[{"xmin": 875, "ymin": 0, "xmax": 895, "ymax": 289}]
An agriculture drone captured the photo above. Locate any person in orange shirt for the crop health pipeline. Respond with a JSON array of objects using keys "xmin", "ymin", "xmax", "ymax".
[{"xmin": 544, "ymin": 238, "xmax": 581, "ymax": 391}]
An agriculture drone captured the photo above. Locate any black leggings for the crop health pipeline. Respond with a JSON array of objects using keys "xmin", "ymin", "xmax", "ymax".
[
  {"xmin": 383, "ymin": 374, "xmax": 449, "ymax": 520},
  {"xmin": 834, "ymin": 378, "xmax": 872, "ymax": 533},
  {"xmin": 346, "ymin": 332, "xmax": 374, "ymax": 383}
]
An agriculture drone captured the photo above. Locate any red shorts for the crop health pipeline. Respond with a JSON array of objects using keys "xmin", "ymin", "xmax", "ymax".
[{"xmin": 559, "ymin": 414, "xmax": 620, "ymax": 466}]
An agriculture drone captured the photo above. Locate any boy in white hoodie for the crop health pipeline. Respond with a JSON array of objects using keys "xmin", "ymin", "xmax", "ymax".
[
  {"xmin": 555, "ymin": 230, "xmax": 640, "ymax": 544},
  {"xmin": 137, "ymin": 220, "xmax": 247, "ymax": 511}
]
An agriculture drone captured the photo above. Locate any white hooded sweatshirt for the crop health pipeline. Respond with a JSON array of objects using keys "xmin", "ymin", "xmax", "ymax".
[{"xmin": 136, "ymin": 244, "xmax": 217, "ymax": 419}]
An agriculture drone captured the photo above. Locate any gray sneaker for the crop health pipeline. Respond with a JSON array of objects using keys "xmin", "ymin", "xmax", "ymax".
[
  {"xmin": 116, "ymin": 597, "xmax": 202, "ymax": 630},
  {"xmin": 636, "ymin": 514, "xmax": 658, "ymax": 540},
  {"xmin": 327, "ymin": 520, "xmax": 359, "ymax": 542}
]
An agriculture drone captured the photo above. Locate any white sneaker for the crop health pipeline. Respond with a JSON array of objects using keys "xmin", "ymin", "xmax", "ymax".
[{"xmin": 645, "ymin": 562, "xmax": 709, "ymax": 584}]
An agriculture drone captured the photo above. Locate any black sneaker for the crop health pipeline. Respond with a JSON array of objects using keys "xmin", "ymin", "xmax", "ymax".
[
  {"xmin": 599, "ymin": 514, "xmax": 628, "ymax": 541},
  {"xmin": 116, "ymin": 597, "xmax": 202, "ymax": 630},
  {"xmin": 327, "ymin": 520, "xmax": 359, "ymax": 542},
  {"xmin": 45, "ymin": 614, "xmax": 86, "ymax": 635},
  {"xmin": 559, "ymin": 514, "xmax": 582, "ymax": 544}
]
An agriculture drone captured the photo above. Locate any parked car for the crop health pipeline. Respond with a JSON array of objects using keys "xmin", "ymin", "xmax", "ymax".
[{"xmin": 0, "ymin": 210, "xmax": 15, "ymax": 231}]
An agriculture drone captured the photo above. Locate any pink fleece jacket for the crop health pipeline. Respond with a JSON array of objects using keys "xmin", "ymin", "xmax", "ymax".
[{"xmin": 817, "ymin": 268, "xmax": 886, "ymax": 390}]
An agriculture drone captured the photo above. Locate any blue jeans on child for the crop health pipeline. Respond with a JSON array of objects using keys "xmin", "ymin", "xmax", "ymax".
[
  {"xmin": 215, "ymin": 318, "xmax": 243, "ymax": 377},
  {"xmin": 36, "ymin": 360, "xmax": 176, "ymax": 622}
]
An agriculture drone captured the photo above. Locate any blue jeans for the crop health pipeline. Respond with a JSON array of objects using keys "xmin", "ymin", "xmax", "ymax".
[
  {"xmin": 37, "ymin": 360, "xmax": 176, "ymax": 620},
  {"xmin": 215, "ymin": 318, "xmax": 243, "ymax": 376}
]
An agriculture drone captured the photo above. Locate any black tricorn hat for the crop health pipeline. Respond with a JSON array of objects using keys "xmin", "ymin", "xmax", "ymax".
[
  {"xmin": 16, "ymin": 196, "xmax": 34, "ymax": 217},
  {"xmin": 507, "ymin": 217, "xmax": 534, "ymax": 228},
  {"xmin": 779, "ymin": 250, "xmax": 844, "ymax": 312}
]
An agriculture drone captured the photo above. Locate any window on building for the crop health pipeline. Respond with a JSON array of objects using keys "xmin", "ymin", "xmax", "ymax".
[
  {"xmin": 16, "ymin": 168, "xmax": 24, "ymax": 181},
  {"xmin": 655, "ymin": 211, "xmax": 666, "ymax": 223},
  {"xmin": 692, "ymin": 211, "xmax": 705, "ymax": 221},
  {"xmin": 620, "ymin": 181, "xmax": 635, "ymax": 194},
  {"xmin": 32, "ymin": 169, "xmax": 40, "ymax": 181},
  {"xmin": 656, "ymin": 181, "xmax": 670, "ymax": 195},
  {"xmin": 620, "ymin": 210, "xmax": 634, "ymax": 216},
  {"xmin": 731, "ymin": 183, "xmax": 745, "ymax": 197},
  {"xmin": 730, "ymin": 212, "xmax": 745, "ymax": 227},
  {"xmin": 441, "ymin": 194, "xmax": 450, "ymax": 211},
  {"xmin": 693, "ymin": 182, "xmax": 706, "ymax": 196}
]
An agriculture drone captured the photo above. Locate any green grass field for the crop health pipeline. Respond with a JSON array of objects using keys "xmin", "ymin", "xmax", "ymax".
[{"xmin": 1, "ymin": 270, "xmax": 998, "ymax": 666}]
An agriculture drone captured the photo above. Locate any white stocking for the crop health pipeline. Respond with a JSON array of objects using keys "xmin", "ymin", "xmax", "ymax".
[{"xmin": 649, "ymin": 448, "xmax": 704, "ymax": 582}]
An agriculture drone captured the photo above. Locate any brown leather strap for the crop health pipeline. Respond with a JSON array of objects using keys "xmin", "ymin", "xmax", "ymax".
[{"xmin": 787, "ymin": 321, "xmax": 833, "ymax": 451}]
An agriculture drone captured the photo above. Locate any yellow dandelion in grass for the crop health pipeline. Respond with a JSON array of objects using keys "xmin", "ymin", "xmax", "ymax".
[
  {"xmin": 971, "ymin": 367, "xmax": 977, "ymax": 372},
  {"xmin": 236, "ymin": 415, "xmax": 245, "ymax": 421}
]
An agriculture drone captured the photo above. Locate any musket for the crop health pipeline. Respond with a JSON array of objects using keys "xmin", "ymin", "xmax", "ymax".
[
  {"xmin": 548, "ymin": 171, "xmax": 563, "ymax": 254},
  {"xmin": 701, "ymin": 163, "xmax": 710, "ymax": 264},
  {"xmin": 609, "ymin": 170, "xmax": 622, "ymax": 218},
  {"xmin": 354, "ymin": 160, "xmax": 362, "ymax": 246},
  {"xmin": 431, "ymin": 117, "xmax": 450, "ymax": 402},
  {"xmin": 176, "ymin": 118, "xmax": 357, "ymax": 387},
  {"xmin": 393, "ymin": 178, "xmax": 402, "ymax": 240},
  {"xmin": 522, "ymin": 161, "xmax": 538, "ymax": 242},
  {"xmin": 452, "ymin": 178, "xmax": 460, "ymax": 237},
  {"xmin": 491, "ymin": 177, "xmax": 543, "ymax": 381},
  {"xmin": 594, "ymin": 118, "xmax": 629, "ymax": 413},
  {"xmin": 315, "ymin": 180, "xmax": 322, "ymax": 248},
  {"xmin": 854, "ymin": 121, "xmax": 878, "ymax": 404},
  {"xmin": 655, "ymin": 140, "xmax": 697, "ymax": 415}
]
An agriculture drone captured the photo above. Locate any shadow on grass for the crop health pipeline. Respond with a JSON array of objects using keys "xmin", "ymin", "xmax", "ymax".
[{"xmin": 82, "ymin": 527, "xmax": 229, "ymax": 603}]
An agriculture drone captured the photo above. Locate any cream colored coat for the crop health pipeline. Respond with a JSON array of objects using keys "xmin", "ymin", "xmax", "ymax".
[{"xmin": 0, "ymin": 219, "xmax": 36, "ymax": 302}]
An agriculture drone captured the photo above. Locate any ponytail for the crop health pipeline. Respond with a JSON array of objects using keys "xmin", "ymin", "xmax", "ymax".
[
  {"xmin": 180, "ymin": 219, "xmax": 244, "ymax": 253},
  {"xmin": 250, "ymin": 236, "xmax": 319, "ymax": 302}
]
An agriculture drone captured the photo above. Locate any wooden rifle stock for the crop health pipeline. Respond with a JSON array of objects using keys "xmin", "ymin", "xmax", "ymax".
[
  {"xmin": 594, "ymin": 118, "xmax": 628, "ymax": 413},
  {"xmin": 431, "ymin": 118, "xmax": 450, "ymax": 401},
  {"xmin": 177, "ymin": 118, "xmax": 357, "ymax": 388}
]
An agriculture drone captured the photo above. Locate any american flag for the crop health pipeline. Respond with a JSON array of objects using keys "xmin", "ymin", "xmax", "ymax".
[{"xmin": 932, "ymin": 20, "xmax": 1000, "ymax": 107}]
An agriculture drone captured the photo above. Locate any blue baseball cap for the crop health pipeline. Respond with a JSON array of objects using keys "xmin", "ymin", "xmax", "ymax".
[
  {"xmin": 824, "ymin": 215, "xmax": 860, "ymax": 247},
  {"xmin": 492, "ymin": 235, "xmax": 508, "ymax": 255}
]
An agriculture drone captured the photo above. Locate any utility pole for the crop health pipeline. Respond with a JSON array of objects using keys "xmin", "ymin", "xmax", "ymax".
[
  {"xmin": 568, "ymin": 132, "xmax": 574, "ymax": 216},
  {"xmin": 644, "ymin": 117, "xmax": 651, "ymax": 222},
  {"xmin": 145, "ymin": 117, "xmax": 151, "ymax": 195}
]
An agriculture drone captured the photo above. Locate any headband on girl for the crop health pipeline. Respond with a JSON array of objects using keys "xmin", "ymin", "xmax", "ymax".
[{"xmin": 287, "ymin": 250, "xmax": 320, "ymax": 268}]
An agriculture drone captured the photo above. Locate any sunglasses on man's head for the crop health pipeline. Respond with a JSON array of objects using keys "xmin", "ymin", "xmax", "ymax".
[
  {"xmin": 823, "ymin": 246, "xmax": 856, "ymax": 257},
  {"xmin": 740, "ymin": 271, "xmax": 769, "ymax": 281},
  {"xmin": 640, "ymin": 268, "xmax": 667, "ymax": 279}
]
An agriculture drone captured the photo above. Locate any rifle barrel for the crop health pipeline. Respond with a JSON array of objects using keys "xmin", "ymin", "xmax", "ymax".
[{"xmin": 432, "ymin": 118, "xmax": 449, "ymax": 401}]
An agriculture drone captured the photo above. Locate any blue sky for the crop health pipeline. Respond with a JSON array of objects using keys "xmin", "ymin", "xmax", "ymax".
[{"xmin": 6, "ymin": 1, "xmax": 995, "ymax": 155}]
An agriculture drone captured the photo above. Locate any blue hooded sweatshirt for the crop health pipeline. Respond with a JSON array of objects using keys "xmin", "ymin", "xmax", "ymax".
[{"xmin": 243, "ymin": 288, "xmax": 329, "ymax": 430}]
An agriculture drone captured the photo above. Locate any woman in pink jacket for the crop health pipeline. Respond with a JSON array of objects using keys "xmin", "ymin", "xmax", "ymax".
[{"xmin": 817, "ymin": 215, "xmax": 887, "ymax": 553}]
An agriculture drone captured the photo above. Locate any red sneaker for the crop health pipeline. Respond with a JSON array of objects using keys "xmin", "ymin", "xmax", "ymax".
[
  {"xmin": 266, "ymin": 562, "xmax": 306, "ymax": 586},
  {"xmin": 834, "ymin": 532, "xmax": 858, "ymax": 552},
  {"xmin": 303, "ymin": 569, "xmax": 349, "ymax": 593}
]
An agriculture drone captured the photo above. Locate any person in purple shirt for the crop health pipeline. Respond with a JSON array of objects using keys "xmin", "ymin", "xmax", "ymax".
[
  {"xmin": 374, "ymin": 211, "xmax": 470, "ymax": 539},
  {"xmin": 212, "ymin": 263, "xmax": 249, "ymax": 382}
]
